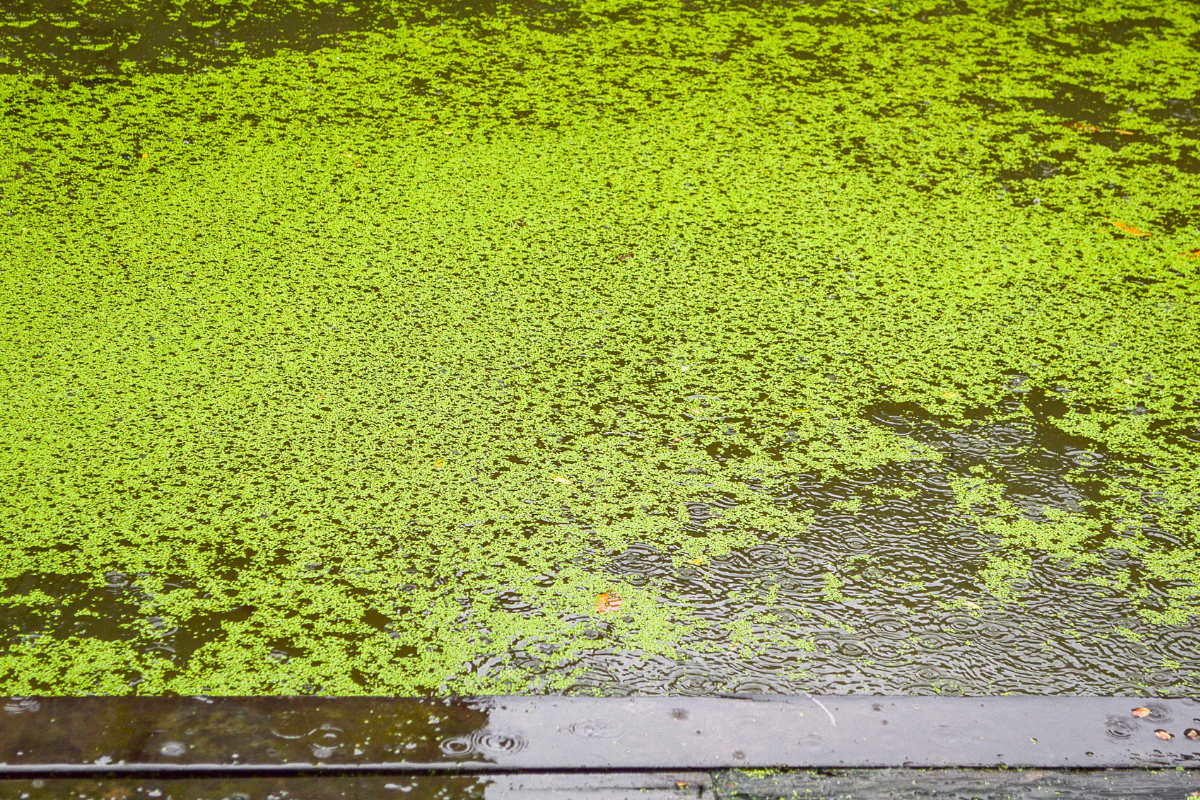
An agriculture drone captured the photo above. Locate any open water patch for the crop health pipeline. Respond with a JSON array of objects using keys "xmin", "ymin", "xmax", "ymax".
[{"xmin": 546, "ymin": 395, "xmax": 1200, "ymax": 696}]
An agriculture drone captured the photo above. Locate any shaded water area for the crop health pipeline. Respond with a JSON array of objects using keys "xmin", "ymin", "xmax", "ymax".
[{"xmin": 1, "ymin": 0, "xmax": 1199, "ymax": 696}]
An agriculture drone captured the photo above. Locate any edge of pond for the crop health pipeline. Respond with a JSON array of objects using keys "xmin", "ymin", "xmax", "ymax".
[{"xmin": 1, "ymin": 695, "xmax": 1198, "ymax": 775}]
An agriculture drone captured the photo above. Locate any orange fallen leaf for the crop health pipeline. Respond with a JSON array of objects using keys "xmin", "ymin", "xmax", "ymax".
[
  {"xmin": 1154, "ymin": 729, "xmax": 1172, "ymax": 740},
  {"xmin": 596, "ymin": 593, "xmax": 623, "ymax": 613},
  {"xmin": 552, "ymin": 475, "xmax": 572, "ymax": 485},
  {"xmin": 1114, "ymin": 129, "xmax": 1135, "ymax": 135},
  {"xmin": 1109, "ymin": 220, "xmax": 1151, "ymax": 237},
  {"xmin": 689, "ymin": 558, "xmax": 703, "ymax": 565},
  {"xmin": 1132, "ymin": 707, "xmax": 1150, "ymax": 718},
  {"xmin": 1065, "ymin": 122, "xmax": 1100, "ymax": 132},
  {"xmin": 1184, "ymin": 728, "xmax": 1199, "ymax": 740},
  {"xmin": 1181, "ymin": 248, "xmax": 1200, "ymax": 259}
]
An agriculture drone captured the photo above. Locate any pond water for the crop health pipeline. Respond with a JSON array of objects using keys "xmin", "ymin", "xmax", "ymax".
[{"xmin": 0, "ymin": 0, "xmax": 1198, "ymax": 696}]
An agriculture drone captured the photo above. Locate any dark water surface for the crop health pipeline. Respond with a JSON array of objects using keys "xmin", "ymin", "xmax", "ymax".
[{"xmin": 1, "ymin": 0, "xmax": 1198, "ymax": 695}]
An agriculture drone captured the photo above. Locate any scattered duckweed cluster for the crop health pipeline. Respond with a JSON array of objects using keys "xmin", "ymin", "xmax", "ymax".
[{"xmin": 0, "ymin": 0, "xmax": 1198, "ymax": 695}]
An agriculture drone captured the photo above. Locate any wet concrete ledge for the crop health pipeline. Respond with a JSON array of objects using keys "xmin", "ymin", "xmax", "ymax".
[
  {"xmin": 3, "ymin": 769, "xmax": 1200, "ymax": 799},
  {"xmin": 2, "ymin": 695, "xmax": 1198, "ymax": 777}
]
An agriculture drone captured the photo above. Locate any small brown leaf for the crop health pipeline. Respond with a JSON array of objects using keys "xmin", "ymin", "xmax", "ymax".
[
  {"xmin": 1109, "ymin": 219, "xmax": 1151, "ymax": 237},
  {"xmin": 596, "ymin": 593, "xmax": 623, "ymax": 613},
  {"xmin": 1154, "ymin": 729, "xmax": 1172, "ymax": 740},
  {"xmin": 1132, "ymin": 707, "xmax": 1150, "ymax": 718}
]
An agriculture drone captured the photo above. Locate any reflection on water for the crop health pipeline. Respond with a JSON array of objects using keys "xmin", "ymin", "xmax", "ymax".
[
  {"xmin": 0, "ymin": 776, "xmax": 685, "ymax": 799},
  {"xmin": 560, "ymin": 396, "xmax": 1198, "ymax": 695}
]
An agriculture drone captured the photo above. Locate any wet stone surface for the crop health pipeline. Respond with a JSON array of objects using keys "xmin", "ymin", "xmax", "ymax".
[
  {"xmin": 3, "ymin": 696, "xmax": 1199, "ymax": 770},
  {"xmin": 3, "ymin": 771, "xmax": 1200, "ymax": 800}
]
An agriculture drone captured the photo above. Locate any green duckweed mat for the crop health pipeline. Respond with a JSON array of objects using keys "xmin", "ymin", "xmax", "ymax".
[{"xmin": 1, "ymin": 0, "xmax": 1198, "ymax": 696}]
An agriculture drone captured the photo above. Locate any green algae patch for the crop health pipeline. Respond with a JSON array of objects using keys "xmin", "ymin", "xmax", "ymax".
[{"xmin": 1, "ymin": 0, "xmax": 1199, "ymax": 695}]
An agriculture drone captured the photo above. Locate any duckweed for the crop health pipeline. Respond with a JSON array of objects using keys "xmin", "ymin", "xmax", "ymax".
[{"xmin": 0, "ymin": 0, "xmax": 1197, "ymax": 695}]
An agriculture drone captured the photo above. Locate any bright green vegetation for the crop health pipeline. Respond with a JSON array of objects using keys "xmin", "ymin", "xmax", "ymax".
[{"xmin": 0, "ymin": 0, "xmax": 1198, "ymax": 695}]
